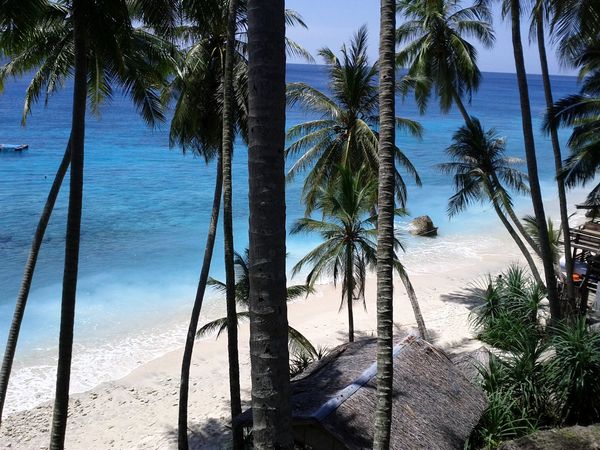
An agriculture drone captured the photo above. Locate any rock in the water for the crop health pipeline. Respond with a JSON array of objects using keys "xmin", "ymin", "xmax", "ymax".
[{"xmin": 409, "ymin": 215, "xmax": 438, "ymax": 237}]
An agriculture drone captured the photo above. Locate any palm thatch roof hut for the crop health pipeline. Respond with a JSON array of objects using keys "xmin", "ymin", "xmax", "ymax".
[{"xmin": 238, "ymin": 335, "xmax": 487, "ymax": 449}]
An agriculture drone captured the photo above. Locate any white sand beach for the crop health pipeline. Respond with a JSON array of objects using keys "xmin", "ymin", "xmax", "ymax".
[{"xmin": 0, "ymin": 193, "xmax": 588, "ymax": 450}]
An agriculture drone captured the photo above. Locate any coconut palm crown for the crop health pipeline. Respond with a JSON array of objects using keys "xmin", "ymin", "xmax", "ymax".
[
  {"xmin": 0, "ymin": 0, "xmax": 175, "ymax": 126},
  {"xmin": 439, "ymin": 118, "xmax": 529, "ymax": 216},
  {"xmin": 546, "ymin": 39, "xmax": 600, "ymax": 199},
  {"xmin": 286, "ymin": 26, "xmax": 422, "ymax": 214},
  {"xmin": 396, "ymin": 0, "xmax": 494, "ymax": 120}
]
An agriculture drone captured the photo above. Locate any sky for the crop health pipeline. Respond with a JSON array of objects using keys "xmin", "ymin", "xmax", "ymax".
[{"xmin": 286, "ymin": 0, "xmax": 576, "ymax": 76}]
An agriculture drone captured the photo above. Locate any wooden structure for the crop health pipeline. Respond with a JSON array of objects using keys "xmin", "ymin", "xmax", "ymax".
[
  {"xmin": 563, "ymin": 222, "xmax": 600, "ymax": 312},
  {"xmin": 237, "ymin": 335, "xmax": 487, "ymax": 449}
]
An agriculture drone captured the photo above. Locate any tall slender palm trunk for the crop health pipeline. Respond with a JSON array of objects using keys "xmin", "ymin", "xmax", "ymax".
[
  {"xmin": 509, "ymin": 0, "xmax": 560, "ymax": 319},
  {"xmin": 536, "ymin": 11, "xmax": 575, "ymax": 306},
  {"xmin": 222, "ymin": 0, "xmax": 242, "ymax": 447},
  {"xmin": 49, "ymin": 1, "xmax": 87, "ymax": 447},
  {"xmin": 0, "ymin": 143, "xmax": 71, "ymax": 427},
  {"xmin": 247, "ymin": 0, "xmax": 293, "ymax": 447},
  {"xmin": 374, "ymin": 0, "xmax": 396, "ymax": 447},
  {"xmin": 178, "ymin": 154, "xmax": 222, "ymax": 450},
  {"xmin": 346, "ymin": 246, "xmax": 355, "ymax": 343}
]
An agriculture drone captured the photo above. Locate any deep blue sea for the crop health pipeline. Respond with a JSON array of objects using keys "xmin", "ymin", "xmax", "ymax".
[{"xmin": 0, "ymin": 64, "xmax": 582, "ymax": 411}]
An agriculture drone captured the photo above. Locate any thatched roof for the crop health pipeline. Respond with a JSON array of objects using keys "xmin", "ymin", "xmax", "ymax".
[
  {"xmin": 238, "ymin": 335, "xmax": 487, "ymax": 449},
  {"xmin": 451, "ymin": 346, "xmax": 491, "ymax": 383}
]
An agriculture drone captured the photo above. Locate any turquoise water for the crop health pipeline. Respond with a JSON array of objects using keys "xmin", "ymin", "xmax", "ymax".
[{"xmin": 0, "ymin": 64, "xmax": 580, "ymax": 410}]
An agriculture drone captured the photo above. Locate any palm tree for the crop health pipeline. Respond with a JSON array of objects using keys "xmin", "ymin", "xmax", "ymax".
[
  {"xmin": 221, "ymin": 0, "xmax": 243, "ymax": 447},
  {"xmin": 166, "ymin": 3, "xmax": 309, "ymax": 446},
  {"xmin": 374, "ymin": 0, "xmax": 397, "ymax": 446},
  {"xmin": 546, "ymin": 40, "xmax": 600, "ymax": 198},
  {"xmin": 531, "ymin": 0, "xmax": 575, "ymax": 304},
  {"xmin": 395, "ymin": 0, "xmax": 542, "ymax": 258},
  {"xmin": 49, "ymin": 1, "xmax": 87, "ymax": 446},
  {"xmin": 0, "ymin": 0, "xmax": 173, "ymax": 431},
  {"xmin": 197, "ymin": 249, "xmax": 317, "ymax": 356},
  {"xmin": 502, "ymin": 0, "xmax": 560, "ymax": 319},
  {"xmin": 246, "ymin": 0, "xmax": 293, "ymax": 446},
  {"xmin": 396, "ymin": 0, "xmax": 494, "ymax": 123},
  {"xmin": 439, "ymin": 118, "xmax": 544, "ymax": 285},
  {"xmin": 548, "ymin": 0, "xmax": 600, "ymax": 63},
  {"xmin": 291, "ymin": 167, "xmax": 427, "ymax": 343},
  {"xmin": 286, "ymin": 26, "xmax": 422, "ymax": 213},
  {"xmin": 291, "ymin": 168, "xmax": 380, "ymax": 343}
]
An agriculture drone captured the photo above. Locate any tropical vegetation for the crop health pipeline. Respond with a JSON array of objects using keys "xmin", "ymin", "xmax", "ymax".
[
  {"xmin": 286, "ymin": 26, "xmax": 422, "ymax": 213},
  {"xmin": 439, "ymin": 119, "xmax": 544, "ymax": 284},
  {"xmin": 198, "ymin": 249, "xmax": 317, "ymax": 358},
  {"xmin": 467, "ymin": 266, "xmax": 600, "ymax": 448},
  {"xmin": 395, "ymin": 0, "xmax": 494, "ymax": 122},
  {"xmin": 1, "ymin": 0, "xmax": 600, "ymax": 448}
]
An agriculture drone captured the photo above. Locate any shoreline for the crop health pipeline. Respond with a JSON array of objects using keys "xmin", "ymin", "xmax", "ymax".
[
  {"xmin": 1, "ymin": 188, "xmax": 590, "ymax": 449},
  {"xmin": 0, "ymin": 229, "xmax": 533, "ymax": 449}
]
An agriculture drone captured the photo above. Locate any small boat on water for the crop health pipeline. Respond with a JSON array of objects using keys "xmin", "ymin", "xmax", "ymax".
[{"xmin": 0, "ymin": 144, "xmax": 29, "ymax": 152}]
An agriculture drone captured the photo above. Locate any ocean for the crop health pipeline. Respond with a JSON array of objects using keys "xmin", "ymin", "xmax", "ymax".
[{"xmin": 0, "ymin": 64, "xmax": 581, "ymax": 412}]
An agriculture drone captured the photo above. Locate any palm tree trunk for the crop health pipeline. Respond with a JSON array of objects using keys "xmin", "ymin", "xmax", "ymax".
[
  {"xmin": 397, "ymin": 269, "xmax": 428, "ymax": 341},
  {"xmin": 178, "ymin": 153, "xmax": 222, "ymax": 450},
  {"xmin": 373, "ymin": 1, "xmax": 396, "ymax": 447},
  {"xmin": 451, "ymin": 89, "xmax": 472, "ymax": 124},
  {"xmin": 490, "ymin": 172, "xmax": 542, "ymax": 257},
  {"xmin": 346, "ymin": 246, "xmax": 355, "ymax": 343},
  {"xmin": 509, "ymin": 0, "xmax": 560, "ymax": 319},
  {"xmin": 247, "ymin": 0, "xmax": 293, "ymax": 447},
  {"xmin": 536, "ymin": 11, "xmax": 576, "ymax": 307},
  {"xmin": 222, "ymin": 0, "xmax": 242, "ymax": 447},
  {"xmin": 504, "ymin": 201, "xmax": 542, "ymax": 256},
  {"xmin": 0, "ymin": 142, "xmax": 71, "ymax": 427},
  {"xmin": 49, "ymin": 1, "xmax": 87, "ymax": 447},
  {"xmin": 492, "ymin": 199, "xmax": 544, "ymax": 286}
]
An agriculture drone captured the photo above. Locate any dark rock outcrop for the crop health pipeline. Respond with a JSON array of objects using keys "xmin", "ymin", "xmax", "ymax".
[{"xmin": 409, "ymin": 215, "xmax": 438, "ymax": 237}]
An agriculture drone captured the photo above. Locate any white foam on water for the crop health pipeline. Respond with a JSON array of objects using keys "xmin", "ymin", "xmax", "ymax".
[{"xmin": 4, "ymin": 280, "xmax": 228, "ymax": 415}]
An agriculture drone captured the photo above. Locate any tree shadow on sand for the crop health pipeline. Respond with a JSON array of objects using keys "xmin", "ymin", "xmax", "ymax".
[
  {"xmin": 439, "ymin": 285, "xmax": 488, "ymax": 311},
  {"xmin": 164, "ymin": 417, "xmax": 231, "ymax": 450}
]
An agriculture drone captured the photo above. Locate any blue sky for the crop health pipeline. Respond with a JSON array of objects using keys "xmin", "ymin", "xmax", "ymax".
[{"xmin": 286, "ymin": 0, "xmax": 576, "ymax": 76}]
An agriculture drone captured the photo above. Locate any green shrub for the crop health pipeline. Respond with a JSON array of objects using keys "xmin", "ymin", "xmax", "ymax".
[
  {"xmin": 470, "ymin": 265, "xmax": 544, "ymax": 351},
  {"xmin": 467, "ymin": 355, "xmax": 538, "ymax": 449},
  {"xmin": 546, "ymin": 318, "xmax": 600, "ymax": 424}
]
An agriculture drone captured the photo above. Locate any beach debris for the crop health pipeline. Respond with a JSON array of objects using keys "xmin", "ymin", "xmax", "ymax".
[{"xmin": 409, "ymin": 215, "xmax": 438, "ymax": 237}]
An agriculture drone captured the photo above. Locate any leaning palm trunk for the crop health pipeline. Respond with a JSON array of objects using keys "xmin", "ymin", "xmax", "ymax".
[
  {"xmin": 492, "ymin": 198, "xmax": 543, "ymax": 285},
  {"xmin": 489, "ymin": 171, "xmax": 542, "ymax": 258},
  {"xmin": 50, "ymin": 1, "xmax": 87, "ymax": 447},
  {"xmin": 509, "ymin": 0, "xmax": 560, "ymax": 319},
  {"xmin": 0, "ymin": 142, "xmax": 70, "ymax": 427},
  {"xmin": 397, "ymin": 269, "xmax": 428, "ymax": 341},
  {"xmin": 178, "ymin": 154, "xmax": 222, "ymax": 450},
  {"xmin": 536, "ymin": 12, "xmax": 575, "ymax": 306},
  {"xmin": 247, "ymin": 0, "xmax": 293, "ymax": 447},
  {"xmin": 451, "ymin": 89, "xmax": 472, "ymax": 124},
  {"xmin": 503, "ymin": 199, "xmax": 542, "ymax": 257},
  {"xmin": 222, "ymin": 0, "xmax": 243, "ymax": 447},
  {"xmin": 373, "ymin": 0, "xmax": 396, "ymax": 448}
]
